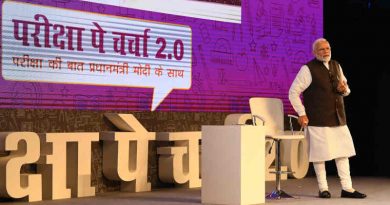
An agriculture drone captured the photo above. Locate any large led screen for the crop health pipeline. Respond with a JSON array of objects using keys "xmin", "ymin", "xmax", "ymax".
[{"xmin": 0, "ymin": 0, "xmax": 323, "ymax": 113}]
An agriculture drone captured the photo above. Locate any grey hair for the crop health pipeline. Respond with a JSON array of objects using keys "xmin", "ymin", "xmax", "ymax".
[{"xmin": 312, "ymin": 38, "xmax": 329, "ymax": 51}]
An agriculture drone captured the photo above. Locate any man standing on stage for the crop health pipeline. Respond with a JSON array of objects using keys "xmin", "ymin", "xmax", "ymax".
[{"xmin": 288, "ymin": 38, "xmax": 366, "ymax": 199}]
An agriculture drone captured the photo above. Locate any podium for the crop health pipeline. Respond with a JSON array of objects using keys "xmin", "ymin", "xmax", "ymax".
[{"xmin": 201, "ymin": 125, "xmax": 265, "ymax": 205}]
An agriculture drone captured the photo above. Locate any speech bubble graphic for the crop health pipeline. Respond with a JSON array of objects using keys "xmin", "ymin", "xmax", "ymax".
[{"xmin": 1, "ymin": 1, "xmax": 192, "ymax": 111}]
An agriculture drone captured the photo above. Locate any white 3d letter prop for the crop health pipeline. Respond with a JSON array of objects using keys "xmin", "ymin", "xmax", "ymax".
[
  {"xmin": 37, "ymin": 133, "xmax": 99, "ymax": 200},
  {"xmin": 0, "ymin": 132, "xmax": 42, "ymax": 202},
  {"xmin": 157, "ymin": 132, "xmax": 201, "ymax": 188},
  {"xmin": 101, "ymin": 113, "xmax": 156, "ymax": 192}
]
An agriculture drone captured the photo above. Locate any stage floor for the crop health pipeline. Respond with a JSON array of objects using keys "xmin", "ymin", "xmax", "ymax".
[{"xmin": 2, "ymin": 176, "xmax": 389, "ymax": 205}]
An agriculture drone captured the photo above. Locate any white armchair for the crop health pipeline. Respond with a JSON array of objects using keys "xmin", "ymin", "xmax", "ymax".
[{"xmin": 249, "ymin": 97, "xmax": 304, "ymax": 199}]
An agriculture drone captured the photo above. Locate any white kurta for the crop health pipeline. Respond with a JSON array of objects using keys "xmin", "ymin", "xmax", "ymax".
[{"xmin": 289, "ymin": 62, "xmax": 356, "ymax": 162}]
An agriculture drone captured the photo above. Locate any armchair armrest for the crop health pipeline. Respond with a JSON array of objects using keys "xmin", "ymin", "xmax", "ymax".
[
  {"xmin": 251, "ymin": 114, "xmax": 266, "ymax": 126},
  {"xmin": 287, "ymin": 114, "xmax": 298, "ymax": 119},
  {"xmin": 287, "ymin": 114, "xmax": 303, "ymax": 135}
]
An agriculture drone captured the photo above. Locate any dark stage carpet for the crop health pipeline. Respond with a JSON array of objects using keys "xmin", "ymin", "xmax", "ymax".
[{"xmin": 2, "ymin": 176, "xmax": 389, "ymax": 205}]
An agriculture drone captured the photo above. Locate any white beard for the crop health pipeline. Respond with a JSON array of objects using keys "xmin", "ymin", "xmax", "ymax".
[{"xmin": 316, "ymin": 54, "xmax": 331, "ymax": 62}]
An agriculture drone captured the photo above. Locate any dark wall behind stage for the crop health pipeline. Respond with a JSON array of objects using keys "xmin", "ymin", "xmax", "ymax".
[{"xmin": 324, "ymin": 0, "xmax": 390, "ymax": 177}]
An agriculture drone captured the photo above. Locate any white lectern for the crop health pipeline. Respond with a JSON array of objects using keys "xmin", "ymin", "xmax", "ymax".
[{"xmin": 201, "ymin": 125, "xmax": 265, "ymax": 205}]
